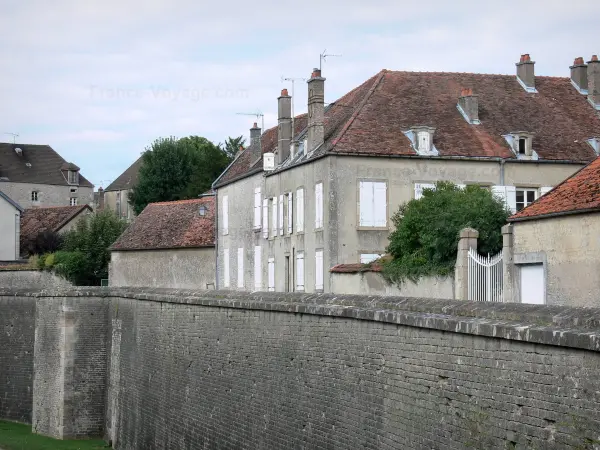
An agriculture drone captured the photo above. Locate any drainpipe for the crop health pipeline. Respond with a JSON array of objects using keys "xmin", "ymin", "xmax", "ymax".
[
  {"xmin": 213, "ymin": 189, "xmax": 219, "ymax": 290},
  {"xmin": 499, "ymin": 158, "xmax": 505, "ymax": 185}
]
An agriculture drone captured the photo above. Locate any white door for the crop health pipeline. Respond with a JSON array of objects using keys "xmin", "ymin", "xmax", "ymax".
[{"xmin": 520, "ymin": 264, "xmax": 544, "ymax": 304}]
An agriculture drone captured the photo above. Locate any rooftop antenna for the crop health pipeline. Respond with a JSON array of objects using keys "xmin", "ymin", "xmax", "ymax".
[
  {"xmin": 319, "ymin": 49, "xmax": 342, "ymax": 71},
  {"xmin": 236, "ymin": 111, "xmax": 265, "ymax": 152},
  {"xmin": 281, "ymin": 76, "xmax": 307, "ymax": 138},
  {"xmin": 3, "ymin": 132, "xmax": 19, "ymax": 144}
]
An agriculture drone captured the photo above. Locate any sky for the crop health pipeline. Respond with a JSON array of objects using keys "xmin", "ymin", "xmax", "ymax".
[{"xmin": 1, "ymin": 0, "xmax": 599, "ymax": 189}]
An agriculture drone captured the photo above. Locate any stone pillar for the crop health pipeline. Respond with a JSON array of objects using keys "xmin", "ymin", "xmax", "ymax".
[
  {"xmin": 502, "ymin": 224, "xmax": 515, "ymax": 303},
  {"xmin": 454, "ymin": 228, "xmax": 478, "ymax": 300}
]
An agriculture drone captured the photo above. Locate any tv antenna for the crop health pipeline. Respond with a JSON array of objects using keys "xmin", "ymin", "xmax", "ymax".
[
  {"xmin": 3, "ymin": 132, "xmax": 19, "ymax": 143},
  {"xmin": 281, "ymin": 76, "xmax": 307, "ymax": 138},
  {"xmin": 236, "ymin": 111, "xmax": 264, "ymax": 152},
  {"xmin": 319, "ymin": 49, "xmax": 342, "ymax": 71}
]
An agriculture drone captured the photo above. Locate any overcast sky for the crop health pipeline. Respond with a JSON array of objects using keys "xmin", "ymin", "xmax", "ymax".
[{"xmin": 1, "ymin": 0, "xmax": 599, "ymax": 188}]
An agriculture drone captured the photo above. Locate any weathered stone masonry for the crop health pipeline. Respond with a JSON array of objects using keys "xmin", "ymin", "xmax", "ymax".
[{"xmin": 1, "ymin": 288, "xmax": 600, "ymax": 449}]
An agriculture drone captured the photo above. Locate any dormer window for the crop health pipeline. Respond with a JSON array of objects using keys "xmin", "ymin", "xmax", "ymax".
[
  {"xmin": 588, "ymin": 138, "xmax": 600, "ymax": 155},
  {"xmin": 68, "ymin": 170, "xmax": 79, "ymax": 184},
  {"xmin": 405, "ymin": 126, "xmax": 438, "ymax": 156},
  {"xmin": 503, "ymin": 132, "xmax": 537, "ymax": 160},
  {"xmin": 418, "ymin": 132, "xmax": 430, "ymax": 153},
  {"xmin": 518, "ymin": 138, "xmax": 526, "ymax": 154}
]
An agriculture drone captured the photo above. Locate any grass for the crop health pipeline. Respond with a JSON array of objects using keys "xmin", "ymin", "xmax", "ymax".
[{"xmin": 0, "ymin": 421, "xmax": 108, "ymax": 450}]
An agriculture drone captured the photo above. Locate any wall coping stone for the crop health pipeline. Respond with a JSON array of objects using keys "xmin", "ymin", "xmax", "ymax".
[{"xmin": 1, "ymin": 287, "xmax": 599, "ymax": 352}]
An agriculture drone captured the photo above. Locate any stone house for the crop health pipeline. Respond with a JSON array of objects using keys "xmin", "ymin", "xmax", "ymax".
[
  {"xmin": 0, "ymin": 190, "xmax": 24, "ymax": 261},
  {"xmin": 504, "ymin": 155, "xmax": 600, "ymax": 307},
  {"xmin": 102, "ymin": 155, "xmax": 142, "ymax": 221},
  {"xmin": 109, "ymin": 193, "xmax": 215, "ymax": 289},
  {"xmin": 212, "ymin": 54, "xmax": 600, "ymax": 294},
  {"xmin": 0, "ymin": 143, "xmax": 94, "ymax": 208}
]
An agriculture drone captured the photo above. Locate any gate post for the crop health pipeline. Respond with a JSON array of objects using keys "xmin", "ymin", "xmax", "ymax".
[
  {"xmin": 454, "ymin": 228, "xmax": 479, "ymax": 300},
  {"xmin": 502, "ymin": 224, "xmax": 515, "ymax": 303}
]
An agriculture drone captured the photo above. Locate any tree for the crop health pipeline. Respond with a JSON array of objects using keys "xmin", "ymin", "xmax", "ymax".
[
  {"xmin": 220, "ymin": 135, "xmax": 246, "ymax": 160},
  {"xmin": 129, "ymin": 136, "xmax": 232, "ymax": 215},
  {"xmin": 24, "ymin": 230, "xmax": 63, "ymax": 256},
  {"xmin": 383, "ymin": 182, "xmax": 509, "ymax": 284}
]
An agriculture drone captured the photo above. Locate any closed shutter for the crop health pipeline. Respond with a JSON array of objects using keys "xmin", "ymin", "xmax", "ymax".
[
  {"xmin": 237, "ymin": 248, "xmax": 244, "ymax": 288},
  {"xmin": 373, "ymin": 182, "xmax": 387, "ymax": 227},
  {"xmin": 271, "ymin": 198, "xmax": 277, "ymax": 236},
  {"xmin": 456, "ymin": 184, "xmax": 466, "ymax": 190},
  {"xmin": 296, "ymin": 252, "xmax": 304, "ymax": 290},
  {"xmin": 297, "ymin": 188, "xmax": 304, "ymax": 232},
  {"xmin": 254, "ymin": 246, "xmax": 261, "ymax": 289},
  {"xmin": 492, "ymin": 185, "xmax": 517, "ymax": 214},
  {"xmin": 222, "ymin": 195, "xmax": 229, "ymax": 234},
  {"xmin": 279, "ymin": 194, "xmax": 284, "ymax": 235},
  {"xmin": 287, "ymin": 193, "xmax": 293, "ymax": 234},
  {"xmin": 223, "ymin": 249, "xmax": 230, "ymax": 287},
  {"xmin": 268, "ymin": 257, "xmax": 275, "ymax": 291},
  {"xmin": 359, "ymin": 181, "xmax": 374, "ymax": 226},
  {"xmin": 414, "ymin": 183, "xmax": 436, "ymax": 200},
  {"xmin": 315, "ymin": 250, "xmax": 324, "ymax": 291},
  {"xmin": 315, "ymin": 183, "xmax": 323, "ymax": 228},
  {"xmin": 254, "ymin": 188, "xmax": 261, "ymax": 229},
  {"xmin": 262, "ymin": 199, "xmax": 268, "ymax": 238},
  {"xmin": 540, "ymin": 186, "xmax": 553, "ymax": 196}
]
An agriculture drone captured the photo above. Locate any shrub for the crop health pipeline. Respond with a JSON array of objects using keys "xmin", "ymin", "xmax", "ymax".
[{"xmin": 24, "ymin": 230, "xmax": 64, "ymax": 256}]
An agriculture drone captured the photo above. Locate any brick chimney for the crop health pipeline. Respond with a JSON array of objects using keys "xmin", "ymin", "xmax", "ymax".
[
  {"xmin": 457, "ymin": 88, "xmax": 480, "ymax": 124},
  {"xmin": 516, "ymin": 54, "xmax": 536, "ymax": 92},
  {"xmin": 250, "ymin": 122, "xmax": 261, "ymax": 160},
  {"xmin": 570, "ymin": 57, "xmax": 588, "ymax": 94},
  {"xmin": 587, "ymin": 55, "xmax": 600, "ymax": 108},
  {"xmin": 277, "ymin": 88, "xmax": 292, "ymax": 164},
  {"xmin": 307, "ymin": 68, "xmax": 325, "ymax": 153}
]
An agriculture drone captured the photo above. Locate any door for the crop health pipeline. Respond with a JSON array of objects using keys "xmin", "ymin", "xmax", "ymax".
[{"xmin": 520, "ymin": 264, "xmax": 544, "ymax": 304}]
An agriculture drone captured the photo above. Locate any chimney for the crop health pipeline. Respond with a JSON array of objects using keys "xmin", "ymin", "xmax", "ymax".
[
  {"xmin": 277, "ymin": 88, "xmax": 292, "ymax": 164},
  {"xmin": 587, "ymin": 55, "xmax": 600, "ymax": 108},
  {"xmin": 307, "ymin": 68, "xmax": 325, "ymax": 153},
  {"xmin": 98, "ymin": 187, "xmax": 105, "ymax": 211},
  {"xmin": 570, "ymin": 57, "xmax": 588, "ymax": 94},
  {"xmin": 516, "ymin": 54, "xmax": 536, "ymax": 92},
  {"xmin": 457, "ymin": 88, "xmax": 480, "ymax": 124},
  {"xmin": 250, "ymin": 122, "xmax": 261, "ymax": 160}
]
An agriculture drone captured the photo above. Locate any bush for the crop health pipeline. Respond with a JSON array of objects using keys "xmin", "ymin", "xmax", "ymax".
[
  {"xmin": 24, "ymin": 230, "xmax": 63, "ymax": 256},
  {"xmin": 53, "ymin": 251, "xmax": 90, "ymax": 286},
  {"xmin": 383, "ymin": 182, "xmax": 509, "ymax": 284}
]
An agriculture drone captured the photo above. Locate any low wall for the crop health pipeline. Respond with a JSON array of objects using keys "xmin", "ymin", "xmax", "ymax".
[
  {"xmin": 0, "ymin": 270, "xmax": 73, "ymax": 290},
  {"xmin": 1, "ymin": 288, "xmax": 600, "ymax": 449}
]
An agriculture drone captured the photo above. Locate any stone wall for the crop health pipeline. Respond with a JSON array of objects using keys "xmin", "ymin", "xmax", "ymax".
[{"xmin": 0, "ymin": 270, "xmax": 73, "ymax": 290}]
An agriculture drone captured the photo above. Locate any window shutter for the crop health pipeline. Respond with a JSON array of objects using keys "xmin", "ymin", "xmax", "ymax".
[
  {"xmin": 271, "ymin": 198, "xmax": 277, "ymax": 236},
  {"xmin": 540, "ymin": 186, "xmax": 553, "ymax": 196},
  {"xmin": 456, "ymin": 184, "xmax": 466, "ymax": 190},
  {"xmin": 254, "ymin": 188, "xmax": 261, "ymax": 229},
  {"xmin": 492, "ymin": 185, "xmax": 517, "ymax": 214},
  {"xmin": 254, "ymin": 246, "xmax": 261, "ymax": 289},
  {"xmin": 296, "ymin": 253, "xmax": 305, "ymax": 290},
  {"xmin": 268, "ymin": 257, "xmax": 275, "ymax": 291},
  {"xmin": 279, "ymin": 195, "xmax": 284, "ymax": 235},
  {"xmin": 414, "ymin": 183, "xmax": 435, "ymax": 200},
  {"xmin": 315, "ymin": 250, "xmax": 324, "ymax": 291},
  {"xmin": 315, "ymin": 183, "xmax": 323, "ymax": 228},
  {"xmin": 373, "ymin": 182, "xmax": 387, "ymax": 227},
  {"xmin": 262, "ymin": 199, "xmax": 268, "ymax": 238},
  {"xmin": 222, "ymin": 195, "xmax": 229, "ymax": 234},
  {"xmin": 360, "ymin": 253, "xmax": 383, "ymax": 264},
  {"xmin": 237, "ymin": 248, "xmax": 244, "ymax": 288},
  {"xmin": 287, "ymin": 193, "xmax": 293, "ymax": 234},
  {"xmin": 223, "ymin": 249, "xmax": 230, "ymax": 287},
  {"xmin": 359, "ymin": 181, "xmax": 374, "ymax": 227},
  {"xmin": 296, "ymin": 188, "xmax": 304, "ymax": 232}
]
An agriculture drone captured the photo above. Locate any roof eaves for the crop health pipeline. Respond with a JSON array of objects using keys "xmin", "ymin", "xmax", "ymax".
[
  {"xmin": 54, "ymin": 205, "xmax": 92, "ymax": 232},
  {"xmin": 508, "ymin": 207, "xmax": 600, "ymax": 223},
  {"xmin": 0, "ymin": 190, "xmax": 24, "ymax": 212},
  {"xmin": 110, "ymin": 244, "xmax": 215, "ymax": 252}
]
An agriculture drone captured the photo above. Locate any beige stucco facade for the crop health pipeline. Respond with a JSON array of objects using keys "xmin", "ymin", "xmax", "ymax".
[
  {"xmin": 330, "ymin": 272, "xmax": 454, "ymax": 298},
  {"xmin": 0, "ymin": 181, "xmax": 94, "ymax": 209},
  {"xmin": 509, "ymin": 213, "xmax": 600, "ymax": 307},
  {"xmin": 103, "ymin": 189, "xmax": 135, "ymax": 221},
  {"xmin": 0, "ymin": 197, "xmax": 20, "ymax": 260},
  {"xmin": 109, "ymin": 248, "xmax": 215, "ymax": 289}
]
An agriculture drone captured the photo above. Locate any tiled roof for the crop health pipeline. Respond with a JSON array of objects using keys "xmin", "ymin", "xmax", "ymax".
[
  {"xmin": 105, "ymin": 155, "xmax": 143, "ymax": 191},
  {"xmin": 509, "ymin": 156, "xmax": 600, "ymax": 222},
  {"xmin": 330, "ymin": 263, "xmax": 383, "ymax": 273},
  {"xmin": 0, "ymin": 189, "xmax": 23, "ymax": 211},
  {"xmin": 110, "ymin": 196, "xmax": 215, "ymax": 251},
  {"xmin": 20, "ymin": 205, "xmax": 92, "ymax": 251},
  {"xmin": 214, "ymin": 69, "xmax": 600, "ymax": 187},
  {"xmin": 0, "ymin": 143, "xmax": 93, "ymax": 187}
]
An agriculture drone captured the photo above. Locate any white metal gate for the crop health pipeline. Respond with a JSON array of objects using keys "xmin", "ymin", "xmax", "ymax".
[{"xmin": 468, "ymin": 248, "xmax": 503, "ymax": 302}]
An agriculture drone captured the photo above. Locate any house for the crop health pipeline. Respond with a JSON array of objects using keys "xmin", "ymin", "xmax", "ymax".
[
  {"xmin": 0, "ymin": 190, "xmax": 24, "ymax": 261},
  {"xmin": 504, "ymin": 156, "xmax": 600, "ymax": 307},
  {"xmin": 20, "ymin": 205, "xmax": 93, "ymax": 256},
  {"xmin": 213, "ymin": 54, "xmax": 600, "ymax": 294},
  {"xmin": 102, "ymin": 156, "xmax": 143, "ymax": 221},
  {"xmin": 0, "ymin": 143, "xmax": 94, "ymax": 208},
  {"xmin": 109, "ymin": 193, "xmax": 215, "ymax": 289}
]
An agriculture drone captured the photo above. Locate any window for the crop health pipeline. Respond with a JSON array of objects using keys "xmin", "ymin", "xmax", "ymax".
[
  {"xmin": 360, "ymin": 253, "xmax": 383, "ymax": 264},
  {"xmin": 262, "ymin": 199, "xmax": 268, "ymax": 238},
  {"xmin": 315, "ymin": 182, "xmax": 323, "ymax": 229},
  {"xmin": 69, "ymin": 197, "xmax": 78, "ymax": 206},
  {"xmin": 271, "ymin": 197, "xmax": 277, "ymax": 236},
  {"xmin": 68, "ymin": 170, "xmax": 79, "ymax": 184},
  {"xmin": 268, "ymin": 257, "xmax": 275, "ymax": 291},
  {"xmin": 539, "ymin": 186, "xmax": 553, "ymax": 197},
  {"xmin": 296, "ymin": 252, "xmax": 305, "ymax": 291},
  {"xmin": 278, "ymin": 195, "xmax": 284, "ymax": 235},
  {"xmin": 518, "ymin": 138, "xmax": 526, "ymax": 154},
  {"xmin": 69, "ymin": 187, "xmax": 77, "ymax": 194},
  {"xmin": 296, "ymin": 188, "xmax": 304, "ymax": 232},
  {"xmin": 223, "ymin": 249, "xmax": 230, "ymax": 287},
  {"xmin": 315, "ymin": 250, "xmax": 324, "ymax": 291},
  {"xmin": 516, "ymin": 189, "xmax": 537, "ymax": 211},
  {"xmin": 287, "ymin": 193, "xmax": 293, "ymax": 234},
  {"xmin": 222, "ymin": 195, "xmax": 229, "ymax": 235},
  {"xmin": 254, "ymin": 246, "xmax": 262, "ymax": 289},
  {"xmin": 254, "ymin": 188, "xmax": 261, "ymax": 229},
  {"xmin": 31, "ymin": 191, "xmax": 38, "ymax": 202},
  {"xmin": 359, "ymin": 181, "xmax": 387, "ymax": 227},
  {"xmin": 418, "ymin": 132, "xmax": 430, "ymax": 153},
  {"xmin": 491, "ymin": 185, "xmax": 517, "ymax": 214},
  {"xmin": 237, "ymin": 248, "xmax": 244, "ymax": 288},
  {"xmin": 414, "ymin": 183, "xmax": 436, "ymax": 200}
]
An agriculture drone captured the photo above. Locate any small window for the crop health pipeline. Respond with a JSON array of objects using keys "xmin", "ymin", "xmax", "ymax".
[
  {"xmin": 359, "ymin": 181, "xmax": 387, "ymax": 227},
  {"xmin": 31, "ymin": 191, "xmax": 39, "ymax": 202},
  {"xmin": 69, "ymin": 197, "xmax": 78, "ymax": 206},
  {"xmin": 418, "ymin": 132, "xmax": 430, "ymax": 152},
  {"xmin": 68, "ymin": 170, "xmax": 79, "ymax": 184},
  {"xmin": 518, "ymin": 138, "xmax": 526, "ymax": 154},
  {"xmin": 516, "ymin": 188, "xmax": 537, "ymax": 211},
  {"xmin": 268, "ymin": 257, "xmax": 275, "ymax": 292},
  {"xmin": 360, "ymin": 253, "xmax": 383, "ymax": 264}
]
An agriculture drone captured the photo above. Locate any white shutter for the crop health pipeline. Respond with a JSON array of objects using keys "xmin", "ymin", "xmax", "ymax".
[
  {"xmin": 540, "ymin": 186, "xmax": 553, "ymax": 196},
  {"xmin": 360, "ymin": 253, "xmax": 382, "ymax": 264},
  {"xmin": 373, "ymin": 182, "xmax": 387, "ymax": 227},
  {"xmin": 457, "ymin": 184, "xmax": 467, "ymax": 190},
  {"xmin": 262, "ymin": 199, "xmax": 268, "ymax": 238},
  {"xmin": 296, "ymin": 188, "xmax": 304, "ymax": 232},
  {"xmin": 253, "ymin": 188, "xmax": 261, "ymax": 229},
  {"xmin": 223, "ymin": 249, "xmax": 230, "ymax": 287},
  {"xmin": 315, "ymin": 183, "xmax": 323, "ymax": 228},
  {"xmin": 296, "ymin": 252, "xmax": 305, "ymax": 291},
  {"xmin": 414, "ymin": 183, "xmax": 436, "ymax": 200},
  {"xmin": 237, "ymin": 248, "xmax": 244, "ymax": 288},
  {"xmin": 271, "ymin": 197, "xmax": 277, "ymax": 236},
  {"xmin": 279, "ymin": 194, "xmax": 284, "ymax": 235},
  {"xmin": 287, "ymin": 193, "xmax": 293, "ymax": 234},
  {"xmin": 492, "ymin": 185, "xmax": 517, "ymax": 214},
  {"xmin": 254, "ymin": 246, "xmax": 262, "ymax": 289},
  {"xmin": 222, "ymin": 195, "xmax": 229, "ymax": 234},
  {"xmin": 359, "ymin": 181, "xmax": 374, "ymax": 227},
  {"xmin": 315, "ymin": 250, "xmax": 324, "ymax": 291},
  {"xmin": 268, "ymin": 257, "xmax": 275, "ymax": 291}
]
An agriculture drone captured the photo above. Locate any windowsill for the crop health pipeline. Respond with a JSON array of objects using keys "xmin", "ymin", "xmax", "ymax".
[
  {"xmin": 253, "ymin": 227, "xmax": 262, "ymax": 232},
  {"xmin": 315, "ymin": 227, "xmax": 324, "ymax": 232},
  {"xmin": 296, "ymin": 231, "xmax": 305, "ymax": 235},
  {"xmin": 356, "ymin": 226, "xmax": 389, "ymax": 231}
]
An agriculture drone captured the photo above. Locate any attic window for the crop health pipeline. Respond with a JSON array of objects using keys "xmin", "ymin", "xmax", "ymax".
[
  {"xmin": 14, "ymin": 147, "xmax": 23, "ymax": 156},
  {"xmin": 199, "ymin": 204, "xmax": 208, "ymax": 216},
  {"xmin": 418, "ymin": 132, "xmax": 430, "ymax": 153},
  {"xmin": 518, "ymin": 138, "xmax": 526, "ymax": 154},
  {"xmin": 68, "ymin": 170, "xmax": 79, "ymax": 184},
  {"xmin": 406, "ymin": 126, "xmax": 438, "ymax": 156},
  {"xmin": 504, "ymin": 132, "xmax": 537, "ymax": 160}
]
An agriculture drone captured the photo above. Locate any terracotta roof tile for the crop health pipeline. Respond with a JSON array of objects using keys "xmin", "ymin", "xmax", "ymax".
[
  {"xmin": 20, "ymin": 205, "xmax": 92, "ymax": 251},
  {"xmin": 330, "ymin": 263, "xmax": 382, "ymax": 273},
  {"xmin": 111, "ymin": 196, "xmax": 215, "ymax": 250},
  {"xmin": 509, "ymin": 156, "xmax": 600, "ymax": 221}
]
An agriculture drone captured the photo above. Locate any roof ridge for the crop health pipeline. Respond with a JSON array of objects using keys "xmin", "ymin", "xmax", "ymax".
[
  {"xmin": 54, "ymin": 205, "xmax": 92, "ymax": 231},
  {"xmin": 150, "ymin": 198, "xmax": 211, "ymax": 206}
]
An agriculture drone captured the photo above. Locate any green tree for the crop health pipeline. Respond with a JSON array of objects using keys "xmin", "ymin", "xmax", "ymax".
[
  {"xmin": 220, "ymin": 135, "xmax": 246, "ymax": 160},
  {"xmin": 383, "ymin": 182, "xmax": 509, "ymax": 284},
  {"xmin": 129, "ymin": 136, "xmax": 231, "ymax": 215}
]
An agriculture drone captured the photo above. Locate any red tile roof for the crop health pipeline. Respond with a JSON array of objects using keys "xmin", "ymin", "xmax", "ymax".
[
  {"xmin": 215, "ymin": 69, "xmax": 600, "ymax": 187},
  {"xmin": 330, "ymin": 263, "xmax": 383, "ymax": 273},
  {"xmin": 20, "ymin": 205, "xmax": 92, "ymax": 251},
  {"xmin": 110, "ymin": 196, "xmax": 215, "ymax": 251},
  {"xmin": 509, "ymin": 156, "xmax": 600, "ymax": 222}
]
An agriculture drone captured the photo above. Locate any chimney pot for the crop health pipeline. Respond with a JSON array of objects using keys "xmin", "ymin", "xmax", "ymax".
[
  {"xmin": 281, "ymin": 88, "xmax": 289, "ymax": 96},
  {"xmin": 591, "ymin": 55, "xmax": 598, "ymax": 62},
  {"xmin": 311, "ymin": 68, "xmax": 321, "ymax": 78},
  {"xmin": 574, "ymin": 57, "xmax": 585, "ymax": 65}
]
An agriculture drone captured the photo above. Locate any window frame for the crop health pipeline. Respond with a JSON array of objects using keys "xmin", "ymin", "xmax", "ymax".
[
  {"xmin": 357, "ymin": 179, "xmax": 388, "ymax": 230},
  {"xmin": 31, "ymin": 191, "xmax": 38, "ymax": 202},
  {"xmin": 515, "ymin": 188, "xmax": 538, "ymax": 211},
  {"xmin": 69, "ymin": 197, "xmax": 78, "ymax": 206}
]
